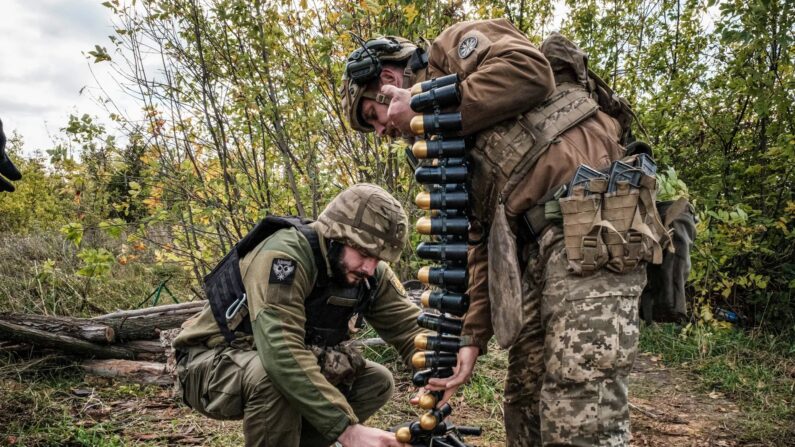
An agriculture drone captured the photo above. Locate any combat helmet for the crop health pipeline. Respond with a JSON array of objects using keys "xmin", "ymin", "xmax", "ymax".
[
  {"xmin": 340, "ymin": 36, "xmax": 423, "ymax": 132},
  {"xmin": 314, "ymin": 183, "xmax": 409, "ymax": 262}
]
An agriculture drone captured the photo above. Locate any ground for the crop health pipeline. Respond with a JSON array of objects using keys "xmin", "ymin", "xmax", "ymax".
[{"xmin": 0, "ymin": 348, "xmax": 752, "ymax": 446}]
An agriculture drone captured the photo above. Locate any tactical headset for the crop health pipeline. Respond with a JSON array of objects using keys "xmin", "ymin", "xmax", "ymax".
[{"xmin": 345, "ymin": 37, "xmax": 403, "ymax": 86}]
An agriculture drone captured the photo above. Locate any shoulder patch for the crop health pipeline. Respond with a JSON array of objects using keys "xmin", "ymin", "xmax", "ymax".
[
  {"xmin": 390, "ymin": 275, "xmax": 406, "ymax": 296},
  {"xmin": 458, "ymin": 36, "xmax": 478, "ymax": 59},
  {"xmin": 269, "ymin": 258, "xmax": 296, "ymax": 284}
]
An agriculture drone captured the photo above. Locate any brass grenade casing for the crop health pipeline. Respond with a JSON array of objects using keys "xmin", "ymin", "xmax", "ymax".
[
  {"xmin": 418, "ymin": 393, "xmax": 437, "ymax": 410},
  {"xmin": 410, "ymin": 116, "xmax": 425, "ymax": 135},
  {"xmin": 395, "ymin": 426, "xmax": 412, "ymax": 443},
  {"xmin": 414, "ymin": 333, "xmax": 429, "ymax": 350},
  {"xmin": 420, "ymin": 412, "xmax": 439, "ymax": 431}
]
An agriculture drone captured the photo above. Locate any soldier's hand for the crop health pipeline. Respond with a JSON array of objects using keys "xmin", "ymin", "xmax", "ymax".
[
  {"xmin": 0, "ymin": 119, "xmax": 22, "ymax": 193},
  {"xmin": 337, "ymin": 423, "xmax": 411, "ymax": 447},
  {"xmin": 380, "ymin": 85, "xmax": 416, "ymax": 137},
  {"xmin": 426, "ymin": 345, "xmax": 479, "ymax": 407}
]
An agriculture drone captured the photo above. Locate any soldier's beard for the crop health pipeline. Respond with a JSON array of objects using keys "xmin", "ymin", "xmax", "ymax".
[{"xmin": 327, "ymin": 241, "xmax": 366, "ymax": 286}]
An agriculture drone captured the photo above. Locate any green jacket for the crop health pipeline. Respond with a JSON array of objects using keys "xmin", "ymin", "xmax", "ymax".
[{"xmin": 173, "ymin": 225, "xmax": 427, "ymax": 441}]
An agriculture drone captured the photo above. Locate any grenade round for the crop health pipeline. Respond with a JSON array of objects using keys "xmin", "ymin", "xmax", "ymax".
[
  {"xmin": 416, "ymin": 242, "xmax": 468, "ymax": 262},
  {"xmin": 410, "ymin": 112, "xmax": 463, "ymax": 136},
  {"xmin": 417, "ymin": 314, "xmax": 464, "ymax": 335},
  {"xmin": 415, "ymin": 334, "xmax": 462, "ymax": 352},
  {"xmin": 415, "ymin": 216, "xmax": 469, "ymax": 236},
  {"xmin": 418, "ymin": 391, "xmax": 443, "ymax": 409},
  {"xmin": 412, "ymin": 139, "xmax": 467, "ymax": 159},
  {"xmin": 415, "ymin": 190, "xmax": 469, "ymax": 210},
  {"xmin": 411, "ymin": 73, "xmax": 460, "ymax": 95},
  {"xmin": 421, "ymin": 290, "xmax": 470, "ymax": 316},
  {"xmin": 412, "ymin": 367, "xmax": 453, "ymax": 387},
  {"xmin": 431, "ymin": 157, "xmax": 466, "ymax": 167},
  {"xmin": 414, "ymin": 165, "xmax": 468, "ymax": 184},
  {"xmin": 410, "ymin": 83, "xmax": 461, "ymax": 113},
  {"xmin": 419, "ymin": 404, "xmax": 453, "ymax": 431},
  {"xmin": 417, "ymin": 266, "xmax": 468, "ymax": 288},
  {"xmin": 412, "ymin": 351, "xmax": 458, "ymax": 369},
  {"xmin": 394, "ymin": 421, "xmax": 449, "ymax": 443}
]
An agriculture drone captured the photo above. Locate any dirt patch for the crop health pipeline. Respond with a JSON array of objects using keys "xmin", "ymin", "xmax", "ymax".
[
  {"xmin": 630, "ymin": 353, "xmax": 741, "ymax": 446},
  {"xmin": 0, "ymin": 351, "xmax": 747, "ymax": 446}
]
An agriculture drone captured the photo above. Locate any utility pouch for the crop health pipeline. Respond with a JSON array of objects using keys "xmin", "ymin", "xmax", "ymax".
[
  {"xmin": 559, "ymin": 178, "xmax": 609, "ymax": 275},
  {"xmin": 559, "ymin": 155, "xmax": 672, "ymax": 276},
  {"xmin": 601, "ymin": 183, "xmax": 642, "ymax": 272},
  {"xmin": 487, "ymin": 203, "xmax": 526, "ymax": 348}
]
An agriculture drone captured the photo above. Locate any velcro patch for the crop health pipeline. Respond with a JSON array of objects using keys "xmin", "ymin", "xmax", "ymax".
[
  {"xmin": 458, "ymin": 36, "xmax": 478, "ymax": 59},
  {"xmin": 269, "ymin": 258, "xmax": 296, "ymax": 285}
]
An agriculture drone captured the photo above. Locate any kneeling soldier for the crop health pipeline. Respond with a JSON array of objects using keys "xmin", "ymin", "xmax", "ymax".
[{"xmin": 174, "ymin": 184, "xmax": 424, "ymax": 447}]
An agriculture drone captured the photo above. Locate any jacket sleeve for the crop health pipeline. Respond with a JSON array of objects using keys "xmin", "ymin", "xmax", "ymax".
[
  {"xmin": 460, "ymin": 220, "xmax": 493, "ymax": 354},
  {"xmin": 427, "ymin": 18, "xmax": 555, "ymax": 135},
  {"xmin": 364, "ymin": 263, "xmax": 432, "ymax": 367},
  {"xmin": 245, "ymin": 249, "xmax": 357, "ymax": 442}
]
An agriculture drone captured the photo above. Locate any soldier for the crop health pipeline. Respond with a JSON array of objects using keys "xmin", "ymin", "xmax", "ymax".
[
  {"xmin": 340, "ymin": 20, "xmax": 649, "ymax": 446},
  {"xmin": 0, "ymin": 119, "xmax": 23, "ymax": 192},
  {"xmin": 173, "ymin": 184, "xmax": 426, "ymax": 447}
]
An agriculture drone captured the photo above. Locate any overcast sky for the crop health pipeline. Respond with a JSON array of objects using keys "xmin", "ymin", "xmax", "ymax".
[{"xmin": 0, "ymin": 0, "xmax": 124, "ymax": 153}]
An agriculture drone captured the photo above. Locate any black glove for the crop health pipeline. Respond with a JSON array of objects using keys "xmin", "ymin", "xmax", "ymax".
[{"xmin": 0, "ymin": 119, "xmax": 22, "ymax": 192}]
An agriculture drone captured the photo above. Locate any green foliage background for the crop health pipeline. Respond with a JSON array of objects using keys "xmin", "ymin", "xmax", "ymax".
[{"xmin": 0, "ymin": 0, "xmax": 793, "ymax": 331}]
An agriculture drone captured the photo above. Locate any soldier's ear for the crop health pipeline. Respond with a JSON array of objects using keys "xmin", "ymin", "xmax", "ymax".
[{"xmin": 379, "ymin": 65, "xmax": 404, "ymax": 88}]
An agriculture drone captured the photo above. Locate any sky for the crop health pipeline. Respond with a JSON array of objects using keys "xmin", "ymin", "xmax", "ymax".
[{"xmin": 0, "ymin": 0, "xmax": 124, "ymax": 153}]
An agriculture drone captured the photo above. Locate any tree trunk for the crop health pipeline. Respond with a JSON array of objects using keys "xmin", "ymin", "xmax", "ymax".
[
  {"xmin": 0, "ymin": 313, "xmax": 115, "ymax": 343},
  {"xmin": 81, "ymin": 359, "xmax": 173, "ymax": 386},
  {"xmin": 92, "ymin": 302, "xmax": 204, "ymax": 341},
  {"xmin": 0, "ymin": 320, "xmax": 137, "ymax": 359}
]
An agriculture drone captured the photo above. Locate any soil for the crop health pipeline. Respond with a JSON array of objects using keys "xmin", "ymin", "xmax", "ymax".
[{"xmin": 0, "ymin": 352, "xmax": 744, "ymax": 446}]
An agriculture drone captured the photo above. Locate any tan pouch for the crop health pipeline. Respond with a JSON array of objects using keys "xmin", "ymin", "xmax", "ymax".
[
  {"xmin": 601, "ymin": 182, "xmax": 641, "ymax": 272},
  {"xmin": 487, "ymin": 204, "xmax": 526, "ymax": 348},
  {"xmin": 559, "ymin": 182, "xmax": 609, "ymax": 275}
]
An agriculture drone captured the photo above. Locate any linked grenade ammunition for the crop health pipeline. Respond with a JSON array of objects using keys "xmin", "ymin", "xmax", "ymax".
[
  {"xmin": 417, "ymin": 314, "xmax": 464, "ymax": 335},
  {"xmin": 421, "ymin": 290, "xmax": 470, "ymax": 316},
  {"xmin": 416, "ymin": 242, "xmax": 468, "ymax": 262},
  {"xmin": 418, "ymin": 266, "xmax": 468, "ymax": 288},
  {"xmin": 416, "ymin": 216, "xmax": 469, "ymax": 236},
  {"xmin": 411, "ymin": 112, "xmax": 463, "ymax": 136},
  {"xmin": 412, "ymin": 351, "xmax": 458, "ymax": 369},
  {"xmin": 394, "ymin": 421, "xmax": 450, "ymax": 443},
  {"xmin": 415, "ymin": 190, "xmax": 468, "ymax": 210},
  {"xmin": 414, "ymin": 164, "xmax": 468, "ymax": 184},
  {"xmin": 412, "ymin": 367, "xmax": 453, "ymax": 387},
  {"xmin": 412, "ymin": 139, "xmax": 467, "ymax": 159},
  {"xmin": 411, "ymin": 73, "xmax": 460, "ymax": 95},
  {"xmin": 420, "ymin": 404, "xmax": 453, "ymax": 431},
  {"xmin": 410, "ymin": 83, "xmax": 461, "ymax": 113},
  {"xmin": 415, "ymin": 334, "xmax": 463, "ymax": 352}
]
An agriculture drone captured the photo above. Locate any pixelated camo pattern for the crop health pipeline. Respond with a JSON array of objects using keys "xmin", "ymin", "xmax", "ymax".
[{"xmin": 504, "ymin": 232, "xmax": 645, "ymax": 447}]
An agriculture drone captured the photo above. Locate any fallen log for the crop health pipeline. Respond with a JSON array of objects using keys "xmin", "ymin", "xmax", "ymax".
[
  {"xmin": 92, "ymin": 301, "xmax": 204, "ymax": 341},
  {"xmin": 82, "ymin": 359, "xmax": 173, "ymax": 386},
  {"xmin": 0, "ymin": 320, "xmax": 137, "ymax": 359},
  {"xmin": 0, "ymin": 313, "xmax": 115, "ymax": 343}
]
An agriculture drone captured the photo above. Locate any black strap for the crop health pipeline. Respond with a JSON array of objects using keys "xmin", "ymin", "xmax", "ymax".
[{"xmin": 296, "ymin": 225, "xmax": 328, "ymax": 287}]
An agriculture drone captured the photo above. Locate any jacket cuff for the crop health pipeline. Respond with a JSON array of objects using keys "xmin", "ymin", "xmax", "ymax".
[
  {"xmin": 326, "ymin": 413, "xmax": 358, "ymax": 443},
  {"xmin": 459, "ymin": 334, "xmax": 490, "ymax": 356}
]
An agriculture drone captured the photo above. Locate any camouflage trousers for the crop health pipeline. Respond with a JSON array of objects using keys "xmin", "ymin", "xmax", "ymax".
[
  {"xmin": 176, "ymin": 345, "xmax": 394, "ymax": 447},
  {"xmin": 504, "ymin": 230, "xmax": 646, "ymax": 447}
]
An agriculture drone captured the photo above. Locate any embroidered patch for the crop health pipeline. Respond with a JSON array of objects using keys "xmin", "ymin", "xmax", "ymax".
[
  {"xmin": 458, "ymin": 36, "xmax": 478, "ymax": 59},
  {"xmin": 390, "ymin": 275, "xmax": 406, "ymax": 296},
  {"xmin": 269, "ymin": 258, "xmax": 296, "ymax": 284}
]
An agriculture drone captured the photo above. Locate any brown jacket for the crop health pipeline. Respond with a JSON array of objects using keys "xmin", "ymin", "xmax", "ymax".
[{"xmin": 418, "ymin": 19, "xmax": 625, "ymax": 351}]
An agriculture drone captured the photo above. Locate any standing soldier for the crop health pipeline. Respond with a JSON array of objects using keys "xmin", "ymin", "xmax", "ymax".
[
  {"xmin": 340, "ymin": 19, "xmax": 657, "ymax": 446},
  {"xmin": 173, "ymin": 184, "xmax": 424, "ymax": 447}
]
